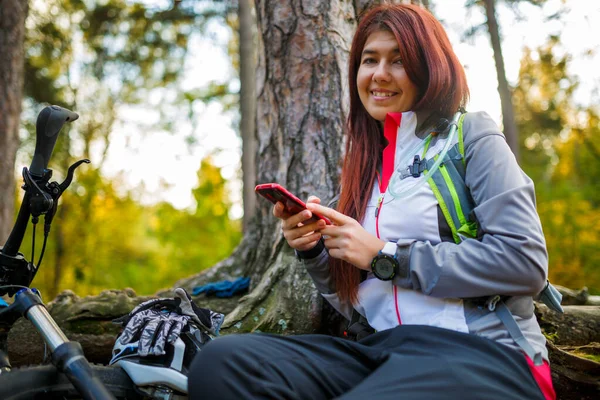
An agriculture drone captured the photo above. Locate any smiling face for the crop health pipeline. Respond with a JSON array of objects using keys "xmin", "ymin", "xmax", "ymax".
[{"xmin": 357, "ymin": 30, "xmax": 420, "ymax": 122}]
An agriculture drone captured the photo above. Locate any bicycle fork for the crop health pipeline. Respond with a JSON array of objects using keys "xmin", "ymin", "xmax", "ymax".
[{"xmin": 13, "ymin": 289, "xmax": 116, "ymax": 400}]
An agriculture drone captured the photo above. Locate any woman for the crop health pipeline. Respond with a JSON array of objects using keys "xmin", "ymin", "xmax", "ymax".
[{"xmin": 189, "ymin": 4, "xmax": 555, "ymax": 399}]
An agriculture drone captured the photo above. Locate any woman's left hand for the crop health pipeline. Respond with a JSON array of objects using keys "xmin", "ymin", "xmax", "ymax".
[{"xmin": 306, "ymin": 203, "xmax": 385, "ymax": 271}]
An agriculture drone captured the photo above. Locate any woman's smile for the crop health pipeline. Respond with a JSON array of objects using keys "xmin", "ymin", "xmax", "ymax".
[{"xmin": 371, "ymin": 88, "xmax": 399, "ymax": 101}]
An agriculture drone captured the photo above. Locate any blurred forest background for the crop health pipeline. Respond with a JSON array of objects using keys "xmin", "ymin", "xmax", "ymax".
[{"xmin": 1, "ymin": 0, "xmax": 599, "ymax": 299}]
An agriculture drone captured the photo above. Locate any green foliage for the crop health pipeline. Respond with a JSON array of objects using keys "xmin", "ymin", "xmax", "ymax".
[
  {"xmin": 23, "ymin": 0, "xmax": 236, "ymax": 125},
  {"xmin": 18, "ymin": 158, "xmax": 241, "ymax": 298},
  {"xmin": 150, "ymin": 157, "xmax": 242, "ymax": 279},
  {"xmin": 514, "ymin": 36, "xmax": 600, "ymax": 294},
  {"xmin": 15, "ymin": 0, "xmax": 244, "ymax": 298}
]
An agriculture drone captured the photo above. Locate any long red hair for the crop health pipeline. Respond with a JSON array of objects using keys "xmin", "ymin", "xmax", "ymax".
[{"xmin": 332, "ymin": 4, "xmax": 470, "ymax": 304}]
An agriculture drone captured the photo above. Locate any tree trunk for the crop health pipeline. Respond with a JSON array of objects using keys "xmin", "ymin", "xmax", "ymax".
[
  {"xmin": 534, "ymin": 304, "xmax": 600, "ymax": 399},
  {"xmin": 0, "ymin": 0, "xmax": 28, "ymax": 243},
  {"xmin": 170, "ymin": 0, "xmax": 357, "ymax": 335},
  {"xmin": 535, "ymin": 304, "xmax": 600, "ymax": 346},
  {"xmin": 483, "ymin": 0, "xmax": 520, "ymax": 162},
  {"xmin": 240, "ymin": 0, "xmax": 257, "ymax": 233}
]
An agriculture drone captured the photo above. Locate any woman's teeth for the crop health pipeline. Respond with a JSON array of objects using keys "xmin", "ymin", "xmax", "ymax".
[{"xmin": 372, "ymin": 91, "xmax": 395, "ymax": 97}]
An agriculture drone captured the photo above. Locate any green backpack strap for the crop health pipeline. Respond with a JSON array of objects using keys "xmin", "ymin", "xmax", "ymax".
[
  {"xmin": 455, "ymin": 115, "xmax": 478, "ymax": 239},
  {"xmin": 425, "ymin": 113, "xmax": 477, "ymax": 243}
]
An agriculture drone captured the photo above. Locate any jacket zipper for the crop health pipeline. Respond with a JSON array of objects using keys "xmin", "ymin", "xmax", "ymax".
[
  {"xmin": 375, "ymin": 194, "xmax": 384, "ymax": 237},
  {"xmin": 375, "ymin": 172, "xmax": 402, "ymax": 325}
]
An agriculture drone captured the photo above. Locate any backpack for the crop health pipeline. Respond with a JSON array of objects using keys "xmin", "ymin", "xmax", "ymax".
[{"xmin": 346, "ymin": 112, "xmax": 563, "ymax": 366}]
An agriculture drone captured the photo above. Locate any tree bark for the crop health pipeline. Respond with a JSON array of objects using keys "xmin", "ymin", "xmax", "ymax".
[
  {"xmin": 483, "ymin": 0, "xmax": 520, "ymax": 162},
  {"xmin": 167, "ymin": 0, "xmax": 357, "ymax": 336},
  {"xmin": 0, "ymin": 0, "xmax": 29, "ymax": 243},
  {"xmin": 535, "ymin": 304, "xmax": 600, "ymax": 346},
  {"xmin": 546, "ymin": 340, "xmax": 600, "ymax": 400},
  {"xmin": 239, "ymin": 0, "xmax": 257, "ymax": 233}
]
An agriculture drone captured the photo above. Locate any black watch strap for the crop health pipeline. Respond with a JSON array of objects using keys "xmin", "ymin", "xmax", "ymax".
[
  {"xmin": 394, "ymin": 239, "xmax": 414, "ymax": 279},
  {"xmin": 296, "ymin": 238, "xmax": 325, "ymax": 260}
]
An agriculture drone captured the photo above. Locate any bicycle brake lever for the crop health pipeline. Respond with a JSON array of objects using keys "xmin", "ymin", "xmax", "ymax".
[
  {"xmin": 58, "ymin": 159, "xmax": 90, "ymax": 192},
  {"xmin": 44, "ymin": 159, "xmax": 90, "ymax": 231}
]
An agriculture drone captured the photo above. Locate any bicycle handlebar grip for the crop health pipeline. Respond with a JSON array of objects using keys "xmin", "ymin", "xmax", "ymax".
[{"xmin": 29, "ymin": 105, "xmax": 79, "ymax": 178}]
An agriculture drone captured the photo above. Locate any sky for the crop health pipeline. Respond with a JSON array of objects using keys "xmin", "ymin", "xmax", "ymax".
[{"xmin": 99, "ymin": 0, "xmax": 600, "ymax": 219}]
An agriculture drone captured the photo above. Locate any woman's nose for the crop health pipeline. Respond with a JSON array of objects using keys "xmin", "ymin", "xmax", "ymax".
[{"xmin": 373, "ymin": 62, "xmax": 391, "ymax": 82}]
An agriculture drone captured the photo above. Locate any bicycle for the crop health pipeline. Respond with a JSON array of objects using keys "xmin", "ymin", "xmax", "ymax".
[{"xmin": 0, "ymin": 105, "xmax": 193, "ymax": 400}]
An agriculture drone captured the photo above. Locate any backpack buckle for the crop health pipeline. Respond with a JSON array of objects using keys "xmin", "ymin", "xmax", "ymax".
[
  {"xmin": 485, "ymin": 295, "xmax": 502, "ymax": 312},
  {"xmin": 410, "ymin": 155, "xmax": 422, "ymax": 178}
]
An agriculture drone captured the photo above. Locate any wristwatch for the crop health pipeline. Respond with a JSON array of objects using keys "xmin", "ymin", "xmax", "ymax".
[{"xmin": 371, "ymin": 242, "xmax": 400, "ymax": 281}]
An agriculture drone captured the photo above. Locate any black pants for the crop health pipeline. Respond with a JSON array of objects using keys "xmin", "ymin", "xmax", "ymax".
[{"xmin": 188, "ymin": 325, "xmax": 544, "ymax": 400}]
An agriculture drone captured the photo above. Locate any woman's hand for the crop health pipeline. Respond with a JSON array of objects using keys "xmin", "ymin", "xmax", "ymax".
[
  {"xmin": 306, "ymin": 203, "xmax": 385, "ymax": 271},
  {"xmin": 273, "ymin": 196, "xmax": 327, "ymax": 252}
]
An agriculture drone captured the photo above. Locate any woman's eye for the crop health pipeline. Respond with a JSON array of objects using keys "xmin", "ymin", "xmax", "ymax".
[
  {"xmin": 393, "ymin": 59, "xmax": 403, "ymax": 65},
  {"xmin": 362, "ymin": 58, "xmax": 376, "ymax": 64}
]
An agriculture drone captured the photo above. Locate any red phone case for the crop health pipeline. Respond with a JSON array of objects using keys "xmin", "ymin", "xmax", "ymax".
[{"xmin": 255, "ymin": 183, "xmax": 331, "ymax": 225}]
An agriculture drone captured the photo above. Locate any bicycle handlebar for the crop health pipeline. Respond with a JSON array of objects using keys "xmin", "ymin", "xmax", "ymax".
[
  {"xmin": 30, "ymin": 105, "xmax": 79, "ymax": 178},
  {"xmin": 2, "ymin": 105, "xmax": 78, "ymax": 258}
]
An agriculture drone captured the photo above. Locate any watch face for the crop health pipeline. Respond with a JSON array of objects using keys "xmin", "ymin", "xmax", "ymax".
[{"xmin": 374, "ymin": 256, "xmax": 397, "ymax": 280}]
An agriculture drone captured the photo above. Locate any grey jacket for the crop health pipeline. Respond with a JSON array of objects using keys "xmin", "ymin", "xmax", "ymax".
[{"xmin": 300, "ymin": 111, "xmax": 549, "ymax": 361}]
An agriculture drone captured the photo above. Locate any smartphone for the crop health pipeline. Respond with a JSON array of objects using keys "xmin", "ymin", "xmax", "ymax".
[{"xmin": 255, "ymin": 183, "xmax": 331, "ymax": 225}]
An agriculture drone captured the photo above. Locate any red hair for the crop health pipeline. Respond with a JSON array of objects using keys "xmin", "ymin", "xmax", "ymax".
[{"xmin": 332, "ymin": 4, "xmax": 470, "ymax": 304}]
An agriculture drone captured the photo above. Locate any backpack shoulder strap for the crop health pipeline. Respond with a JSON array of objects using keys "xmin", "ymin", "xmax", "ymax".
[{"xmin": 425, "ymin": 112, "xmax": 477, "ymax": 243}]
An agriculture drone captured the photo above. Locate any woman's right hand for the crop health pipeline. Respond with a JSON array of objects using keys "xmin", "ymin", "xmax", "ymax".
[{"xmin": 273, "ymin": 195, "xmax": 327, "ymax": 251}]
